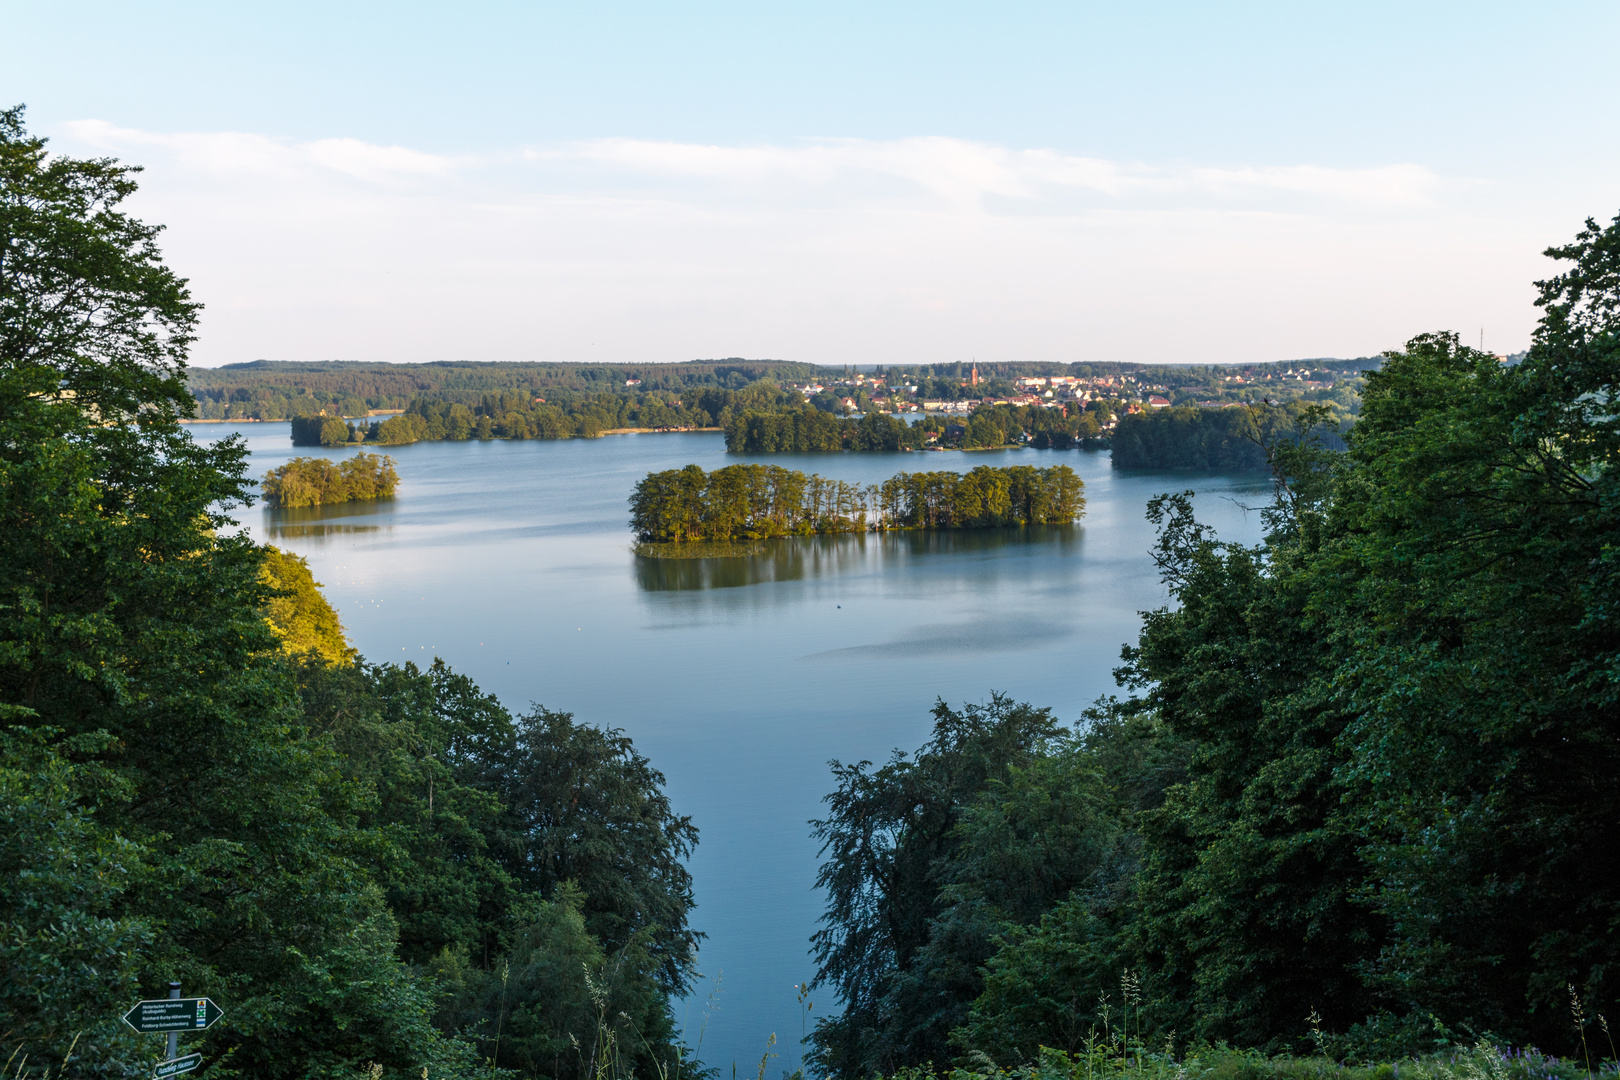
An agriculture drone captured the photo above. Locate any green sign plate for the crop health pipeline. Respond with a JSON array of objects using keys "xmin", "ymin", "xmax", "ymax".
[
  {"xmin": 153, "ymin": 1053, "xmax": 203, "ymax": 1078},
  {"xmin": 122, "ymin": 998, "xmax": 223, "ymax": 1033}
]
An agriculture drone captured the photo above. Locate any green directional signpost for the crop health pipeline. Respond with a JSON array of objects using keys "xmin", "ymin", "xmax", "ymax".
[{"xmin": 122, "ymin": 983, "xmax": 223, "ymax": 1078}]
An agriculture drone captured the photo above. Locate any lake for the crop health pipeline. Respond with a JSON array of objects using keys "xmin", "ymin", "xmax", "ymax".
[{"xmin": 203, "ymin": 422, "xmax": 1269, "ymax": 1073}]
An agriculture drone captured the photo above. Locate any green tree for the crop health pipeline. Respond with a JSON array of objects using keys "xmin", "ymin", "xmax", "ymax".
[
  {"xmin": 807, "ymin": 696, "xmax": 1065, "ymax": 1078},
  {"xmin": 488, "ymin": 707, "xmax": 702, "ymax": 997},
  {"xmin": 0, "ymin": 104, "xmax": 482, "ymax": 1077},
  {"xmin": 1332, "ymin": 220, "xmax": 1620, "ymax": 1044},
  {"xmin": 261, "ymin": 451, "xmax": 397, "ymax": 507},
  {"xmin": 262, "ymin": 547, "xmax": 357, "ymax": 664},
  {"xmin": 0, "ymin": 728, "xmax": 152, "ymax": 1070}
]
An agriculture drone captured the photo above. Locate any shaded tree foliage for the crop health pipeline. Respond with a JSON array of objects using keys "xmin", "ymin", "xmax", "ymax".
[
  {"xmin": 1111, "ymin": 401, "xmax": 1348, "ymax": 470},
  {"xmin": 1, "ymin": 106, "xmax": 699, "ymax": 1080},
  {"xmin": 807, "ymin": 696, "xmax": 1068, "ymax": 1077},
  {"xmin": 809, "ymin": 213, "xmax": 1620, "ymax": 1071}
]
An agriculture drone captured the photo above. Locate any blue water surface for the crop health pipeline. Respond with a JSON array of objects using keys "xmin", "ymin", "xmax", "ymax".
[{"xmin": 201, "ymin": 423, "xmax": 1269, "ymax": 1073}]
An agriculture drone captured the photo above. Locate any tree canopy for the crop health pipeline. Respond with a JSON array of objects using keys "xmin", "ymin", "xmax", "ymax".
[
  {"xmin": 631, "ymin": 463, "xmax": 1083, "ymax": 542},
  {"xmin": 1, "ymin": 105, "xmax": 700, "ymax": 1080},
  {"xmin": 808, "ymin": 212, "xmax": 1620, "ymax": 1075}
]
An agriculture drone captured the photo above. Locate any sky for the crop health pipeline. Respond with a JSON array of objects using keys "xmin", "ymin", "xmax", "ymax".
[{"xmin": 6, "ymin": 1, "xmax": 1619, "ymax": 368}]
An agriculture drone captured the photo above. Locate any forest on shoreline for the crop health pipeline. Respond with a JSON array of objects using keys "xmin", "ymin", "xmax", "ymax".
[
  {"xmin": 1110, "ymin": 401, "xmax": 1346, "ymax": 470},
  {"xmin": 279, "ymin": 378, "xmax": 1354, "ymax": 473},
  {"xmin": 191, "ymin": 357, "xmax": 1374, "ymax": 425}
]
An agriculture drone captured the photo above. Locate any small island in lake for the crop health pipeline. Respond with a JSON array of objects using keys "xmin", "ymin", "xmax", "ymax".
[
  {"xmin": 262, "ymin": 452, "xmax": 399, "ymax": 508},
  {"xmin": 630, "ymin": 463, "xmax": 1083, "ymax": 547}
]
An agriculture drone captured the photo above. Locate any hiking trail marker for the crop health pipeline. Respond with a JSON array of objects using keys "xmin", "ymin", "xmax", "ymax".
[
  {"xmin": 152, "ymin": 1053, "xmax": 203, "ymax": 1078},
  {"xmin": 121, "ymin": 997, "xmax": 223, "ymax": 1034},
  {"xmin": 123, "ymin": 982, "xmax": 221, "ymax": 1075}
]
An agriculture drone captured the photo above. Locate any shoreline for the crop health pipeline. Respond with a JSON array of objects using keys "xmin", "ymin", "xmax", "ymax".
[{"xmin": 181, "ymin": 410, "xmax": 406, "ymax": 424}]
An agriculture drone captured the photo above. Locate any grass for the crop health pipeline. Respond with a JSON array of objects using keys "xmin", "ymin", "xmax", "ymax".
[{"xmin": 881, "ymin": 1043, "xmax": 1619, "ymax": 1080}]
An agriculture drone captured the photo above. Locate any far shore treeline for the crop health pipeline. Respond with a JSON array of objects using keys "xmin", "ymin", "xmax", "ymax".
[
  {"xmin": 193, "ymin": 356, "xmax": 1371, "ymax": 425},
  {"xmin": 629, "ymin": 463, "xmax": 1084, "ymax": 543},
  {"xmin": 1112, "ymin": 400, "xmax": 1346, "ymax": 469},
  {"xmin": 280, "ymin": 373, "xmax": 1356, "ymax": 471},
  {"xmin": 261, "ymin": 451, "xmax": 399, "ymax": 508}
]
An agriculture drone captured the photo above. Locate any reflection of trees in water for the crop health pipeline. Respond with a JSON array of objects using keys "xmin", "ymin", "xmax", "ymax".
[
  {"xmin": 264, "ymin": 498, "xmax": 394, "ymax": 544},
  {"xmin": 634, "ymin": 525, "xmax": 1080, "ymax": 592}
]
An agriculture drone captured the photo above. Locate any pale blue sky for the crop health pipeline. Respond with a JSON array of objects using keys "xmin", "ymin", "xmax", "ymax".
[{"xmin": 6, "ymin": 2, "xmax": 1618, "ymax": 365}]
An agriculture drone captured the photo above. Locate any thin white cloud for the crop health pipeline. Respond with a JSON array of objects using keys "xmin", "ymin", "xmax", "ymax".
[
  {"xmin": 46, "ymin": 120, "xmax": 1539, "ymax": 369},
  {"xmin": 1191, "ymin": 163, "xmax": 1444, "ymax": 205},
  {"xmin": 62, "ymin": 120, "xmax": 463, "ymax": 184},
  {"xmin": 562, "ymin": 136, "xmax": 1441, "ymax": 208}
]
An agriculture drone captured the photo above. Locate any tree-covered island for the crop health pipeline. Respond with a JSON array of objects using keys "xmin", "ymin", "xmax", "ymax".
[
  {"xmin": 630, "ymin": 463, "xmax": 1083, "ymax": 543},
  {"xmin": 261, "ymin": 451, "xmax": 399, "ymax": 507}
]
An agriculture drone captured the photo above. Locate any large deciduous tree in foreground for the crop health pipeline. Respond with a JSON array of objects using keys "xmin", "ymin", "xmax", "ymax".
[
  {"xmin": 1, "ymin": 101, "xmax": 474, "ymax": 1077},
  {"xmin": 2, "ymin": 105, "xmax": 702, "ymax": 1080}
]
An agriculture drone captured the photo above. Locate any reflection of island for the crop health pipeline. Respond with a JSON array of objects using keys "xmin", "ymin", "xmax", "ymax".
[
  {"xmin": 634, "ymin": 525, "xmax": 1079, "ymax": 592},
  {"xmin": 264, "ymin": 497, "xmax": 395, "ymax": 542}
]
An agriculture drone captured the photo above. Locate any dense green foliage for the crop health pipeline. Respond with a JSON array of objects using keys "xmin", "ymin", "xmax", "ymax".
[
  {"xmin": 808, "ymin": 699, "xmax": 1176, "ymax": 1077},
  {"xmin": 810, "ymin": 214, "xmax": 1620, "ymax": 1076},
  {"xmin": 630, "ymin": 464, "xmax": 1084, "ymax": 542},
  {"xmin": 192, "ymin": 359, "xmax": 822, "ymax": 422},
  {"xmin": 725, "ymin": 406, "xmax": 916, "ymax": 451},
  {"xmin": 722, "ymin": 402, "xmax": 1107, "ymax": 452},
  {"xmin": 1111, "ymin": 401, "xmax": 1348, "ymax": 469},
  {"xmin": 1, "ymin": 109, "xmax": 699, "ymax": 1080},
  {"xmin": 291, "ymin": 658, "xmax": 702, "ymax": 1074},
  {"xmin": 261, "ymin": 547, "xmax": 357, "ymax": 664},
  {"xmin": 290, "ymin": 411, "xmax": 361, "ymax": 445},
  {"xmin": 288, "ymin": 385, "xmax": 784, "ymax": 446},
  {"xmin": 261, "ymin": 451, "xmax": 399, "ymax": 507}
]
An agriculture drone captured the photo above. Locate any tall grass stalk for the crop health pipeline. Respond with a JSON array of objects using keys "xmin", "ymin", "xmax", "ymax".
[
  {"xmin": 1571, "ymin": 985, "xmax": 1593, "ymax": 1078},
  {"xmin": 491, "ymin": 959, "xmax": 510, "ymax": 1068}
]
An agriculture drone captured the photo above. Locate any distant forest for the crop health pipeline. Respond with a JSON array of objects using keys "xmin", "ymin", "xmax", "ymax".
[
  {"xmin": 196, "ymin": 355, "xmax": 1378, "ymax": 471},
  {"xmin": 188, "ymin": 356, "xmax": 1379, "ymax": 422},
  {"xmin": 189, "ymin": 359, "xmax": 822, "ymax": 421}
]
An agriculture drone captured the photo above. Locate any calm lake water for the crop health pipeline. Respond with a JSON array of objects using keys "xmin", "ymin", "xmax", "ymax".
[{"xmin": 200, "ymin": 422, "xmax": 1269, "ymax": 1072}]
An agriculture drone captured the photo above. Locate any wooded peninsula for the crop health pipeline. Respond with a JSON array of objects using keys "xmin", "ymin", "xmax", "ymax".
[{"xmin": 629, "ymin": 463, "xmax": 1083, "ymax": 543}]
